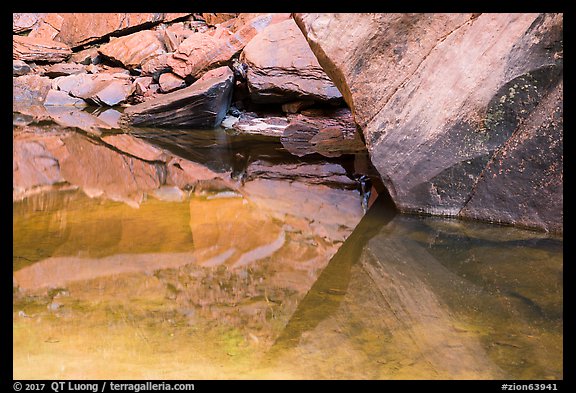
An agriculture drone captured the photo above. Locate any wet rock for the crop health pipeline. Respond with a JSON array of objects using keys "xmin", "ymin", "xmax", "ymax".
[
  {"xmin": 230, "ymin": 112, "xmax": 289, "ymax": 136},
  {"xmin": 43, "ymin": 63, "xmax": 85, "ymax": 78},
  {"xmin": 281, "ymin": 108, "xmax": 364, "ymax": 157},
  {"xmin": 13, "ymin": 35, "xmax": 72, "ymax": 63},
  {"xmin": 120, "ymin": 66, "xmax": 234, "ymax": 128},
  {"xmin": 460, "ymin": 80, "xmax": 563, "ymax": 233},
  {"xmin": 54, "ymin": 73, "xmax": 134, "ymax": 106},
  {"xmin": 167, "ymin": 13, "xmax": 291, "ymax": 79},
  {"xmin": 241, "ymin": 19, "xmax": 342, "ymax": 104},
  {"xmin": 295, "ymin": 13, "xmax": 563, "ymax": 232},
  {"xmin": 158, "ymin": 72, "xmax": 186, "ymax": 93},
  {"xmin": 98, "ymin": 30, "xmax": 167, "ymax": 70},
  {"xmin": 13, "ymin": 13, "xmax": 43, "ymax": 33},
  {"xmin": 28, "ymin": 13, "xmax": 64, "ymax": 41},
  {"xmin": 13, "ymin": 75, "xmax": 53, "ymax": 106},
  {"xmin": 13, "ymin": 60, "xmax": 32, "ymax": 76},
  {"xmin": 43, "ymin": 89, "xmax": 87, "ymax": 107}
]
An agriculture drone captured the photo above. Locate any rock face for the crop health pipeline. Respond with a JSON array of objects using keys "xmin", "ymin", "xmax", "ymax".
[
  {"xmin": 295, "ymin": 13, "xmax": 563, "ymax": 232},
  {"xmin": 53, "ymin": 13, "xmax": 166, "ymax": 48},
  {"xmin": 13, "ymin": 75, "xmax": 53, "ymax": 106},
  {"xmin": 167, "ymin": 13, "xmax": 290, "ymax": 79},
  {"xmin": 13, "ymin": 35, "xmax": 72, "ymax": 63},
  {"xmin": 120, "ymin": 66, "xmax": 234, "ymax": 128},
  {"xmin": 98, "ymin": 30, "xmax": 167, "ymax": 69},
  {"xmin": 241, "ymin": 19, "xmax": 342, "ymax": 104}
]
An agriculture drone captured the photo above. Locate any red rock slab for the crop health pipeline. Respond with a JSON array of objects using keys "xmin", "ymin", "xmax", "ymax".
[
  {"xmin": 168, "ymin": 13, "xmax": 291, "ymax": 79},
  {"xmin": 13, "ymin": 35, "xmax": 72, "ymax": 63},
  {"xmin": 158, "ymin": 72, "xmax": 186, "ymax": 93},
  {"xmin": 13, "ymin": 13, "xmax": 43, "ymax": 33},
  {"xmin": 241, "ymin": 19, "xmax": 342, "ymax": 104},
  {"xmin": 54, "ymin": 13, "xmax": 166, "ymax": 48},
  {"xmin": 120, "ymin": 66, "xmax": 234, "ymax": 128},
  {"xmin": 98, "ymin": 30, "xmax": 167, "ymax": 69}
]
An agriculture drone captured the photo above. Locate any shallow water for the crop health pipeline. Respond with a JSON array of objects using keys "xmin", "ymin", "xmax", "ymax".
[{"xmin": 13, "ymin": 124, "xmax": 562, "ymax": 380}]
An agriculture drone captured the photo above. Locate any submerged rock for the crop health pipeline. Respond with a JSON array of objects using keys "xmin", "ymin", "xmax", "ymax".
[
  {"xmin": 13, "ymin": 35, "xmax": 72, "ymax": 63},
  {"xmin": 295, "ymin": 13, "xmax": 563, "ymax": 232},
  {"xmin": 241, "ymin": 19, "xmax": 342, "ymax": 104},
  {"xmin": 120, "ymin": 66, "xmax": 234, "ymax": 128}
]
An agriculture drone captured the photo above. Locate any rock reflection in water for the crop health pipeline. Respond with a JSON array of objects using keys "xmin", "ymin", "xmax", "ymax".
[{"xmin": 13, "ymin": 123, "xmax": 561, "ymax": 380}]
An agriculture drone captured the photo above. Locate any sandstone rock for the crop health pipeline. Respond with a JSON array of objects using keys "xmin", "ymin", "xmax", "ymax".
[
  {"xmin": 295, "ymin": 13, "xmax": 563, "ymax": 232},
  {"xmin": 202, "ymin": 13, "xmax": 239, "ymax": 26},
  {"xmin": 141, "ymin": 53, "xmax": 173, "ymax": 77},
  {"xmin": 168, "ymin": 13, "xmax": 291, "ymax": 79},
  {"xmin": 120, "ymin": 66, "xmax": 234, "ymax": 128},
  {"xmin": 13, "ymin": 75, "xmax": 53, "ymax": 106},
  {"xmin": 161, "ymin": 23, "xmax": 196, "ymax": 52},
  {"xmin": 134, "ymin": 76, "xmax": 154, "ymax": 95},
  {"xmin": 13, "ymin": 35, "xmax": 72, "ymax": 63},
  {"xmin": 460, "ymin": 80, "xmax": 563, "ymax": 232},
  {"xmin": 54, "ymin": 13, "xmax": 166, "ymax": 48},
  {"xmin": 98, "ymin": 30, "xmax": 167, "ymax": 69},
  {"xmin": 28, "ymin": 13, "xmax": 64, "ymax": 40},
  {"xmin": 164, "ymin": 13, "xmax": 191, "ymax": 23},
  {"xmin": 13, "ymin": 60, "xmax": 31, "ymax": 76},
  {"xmin": 43, "ymin": 63, "xmax": 85, "ymax": 78},
  {"xmin": 241, "ymin": 19, "xmax": 342, "ymax": 104},
  {"xmin": 53, "ymin": 73, "xmax": 134, "ymax": 106},
  {"xmin": 43, "ymin": 89, "xmax": 87, "ymax": 107},
  {"xmin": 13, "ymin": 13, "xmax": 42, "ymax": 33},
  {"xmin": 70, "ymin": 46, "xmax": 101, "ymax": 65},
  {"xmin": 158, "ymin": 72, "xmax": 186, "ymax": 93}
]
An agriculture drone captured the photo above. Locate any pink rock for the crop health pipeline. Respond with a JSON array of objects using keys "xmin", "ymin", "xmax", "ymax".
[
  {"xmin": 13, "ymin": 35, "xmax": 72, "ymax": 63},
  {"xmin": 98, "ymin": 30, "xmax": 167, "ymax": 69}
]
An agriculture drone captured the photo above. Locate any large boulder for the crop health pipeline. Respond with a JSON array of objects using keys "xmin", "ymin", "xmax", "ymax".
[
  {"xmin": 166, "ymin": 13, "xmax": 291, "ymax": 79},
  {"xmin": 295, "ymin": 13, "xmax": 563, "ymax": 232},
  {"xmin": 241, "ymin": 18, "xmax": 342, "ymax": 104},
  {"xmin": 13, "ymin": 35, "xmax": 72, "ymax": 63},
  {"xmin": 98, "ymin": 30, "xmax": 167, "ymax": 70},
  {"xmin": 119, "ymin": 66, "xmax": 234, "ymax": 128}
]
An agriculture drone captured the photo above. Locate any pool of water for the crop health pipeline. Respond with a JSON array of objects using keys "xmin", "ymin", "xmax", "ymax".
[{"xmin": 13, "ymin": 123, "xmax": 562, "ymax": 380}]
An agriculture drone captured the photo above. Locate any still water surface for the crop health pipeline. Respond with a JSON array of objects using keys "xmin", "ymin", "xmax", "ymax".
[{"xmin": 13, "ymin": 125, "xmax": 562, "ymax": 379}]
